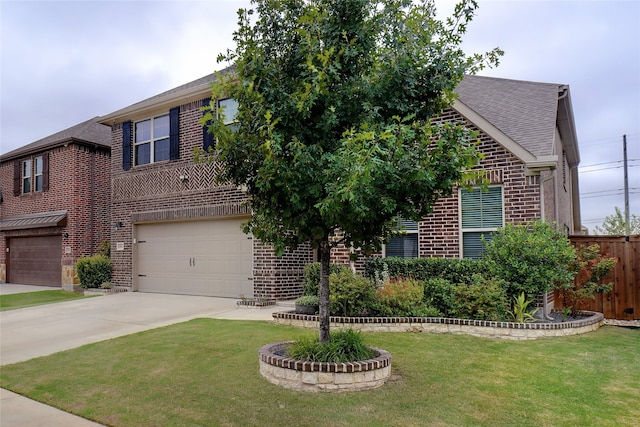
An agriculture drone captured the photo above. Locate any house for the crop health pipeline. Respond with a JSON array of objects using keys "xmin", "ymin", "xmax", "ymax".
[
  {"xmin": 98, "ymin": 72, "xmax": 580, "ymax": 299},
  {"xmin": 0, "ymin": 118, "xmax": 111, "ymax": 288},
  {"xmin": 367, "ymin": 75, "xmax": 582, "ymax": 261}
]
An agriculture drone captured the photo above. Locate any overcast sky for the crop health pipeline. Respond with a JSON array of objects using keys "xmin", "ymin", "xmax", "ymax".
[{"xmin": 1, "ymin": 0, "xmax": 639, "ymax": 231}]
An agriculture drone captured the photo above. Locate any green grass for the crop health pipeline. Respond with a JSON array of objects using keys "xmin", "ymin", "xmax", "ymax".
[
  {"xmin": 1, "ymin": 320, "xmax": 638, "ymax": 426},
  {"xmin": 0, "ymin": 290, "xmax": 95, "ymax": 311}
]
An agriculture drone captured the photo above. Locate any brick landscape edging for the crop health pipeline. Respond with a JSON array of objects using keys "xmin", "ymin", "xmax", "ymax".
[
  {"xmin": 259, "ymin": 341, "xmax": 392, "ymax": 392},
  {"xmin": 272, "ymin": 311, "xmax": 604, "ymax": 340}
]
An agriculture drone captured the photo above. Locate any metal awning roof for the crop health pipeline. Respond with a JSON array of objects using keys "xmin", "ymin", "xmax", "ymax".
[{"xmin": 0, "ymin": 210, "xmax": 67, "ymax": 231}]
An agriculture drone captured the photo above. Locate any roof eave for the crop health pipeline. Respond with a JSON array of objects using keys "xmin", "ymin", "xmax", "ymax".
[
  {"xmin": 0, "ymin": 138, "xmax": 110, "ymax": 163},
  {"xmin": 557, "ymin": 85, "xmax": 580, "ymax": 167},
  {"xmin": 98, "ymin": 82, "xmax": 213, "ymax": 125}
]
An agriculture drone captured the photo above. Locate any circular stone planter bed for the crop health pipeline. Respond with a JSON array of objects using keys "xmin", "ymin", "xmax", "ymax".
[
  {"xmin": 272, "ymin": 311, "xmax": 604, "ymax": 340},
  {"xmin": 259, "ymin": 341, "xmax": 392, "ymax": 392}
]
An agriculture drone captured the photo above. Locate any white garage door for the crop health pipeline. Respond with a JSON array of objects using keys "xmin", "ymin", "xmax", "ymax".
[{"xmin": 135, "ymin": 218, "xmax": 253, "ymax": 298}]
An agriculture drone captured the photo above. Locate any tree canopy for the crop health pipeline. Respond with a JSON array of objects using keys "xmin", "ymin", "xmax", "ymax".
[
  {"xmin": 594, "ymin": 207, "xmax": 640, "ymax": 235},
  {"xmin": 201, "ymin": 0, "xmax": 502, "ymax": 342}
]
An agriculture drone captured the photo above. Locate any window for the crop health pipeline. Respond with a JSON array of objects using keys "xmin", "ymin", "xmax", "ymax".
[
  {"xmin": 22, "ymin": 159, "xmax": 32, "ymax": 194},
  {"xmin": 134, "ymin": 114, "xmax": 170, "ymax": 166},
  {"xmin": 218, "ymin": 98, "xmax": 239, "ymax": 130},
  {"xmin": 385, "ymin": 218, "xmax": 419, "ymax": 258},
  {"xmin": 34, "ymin": 156, "xmax": 43, "ymax": 192},
  {"xmin": 460, "ymin": 186, "xmax": 503, "ymax": 259}
]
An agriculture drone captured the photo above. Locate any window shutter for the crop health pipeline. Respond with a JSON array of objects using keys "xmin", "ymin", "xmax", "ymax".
[
  {"xmin": 13, "ymin": 160, "xmax": 21, "ymax": 196},
  {"xmin": 122, "ymin": 121, "xmax": 132, "ymax": 170},
  {"xmin": 202, "ymin": 98, "xmax": 214, "ymax": 152},
  {"xmin": 42, "ymin": 153, "xmax": 50, "ymax": 191},
  {"xmin": 461, "ymin": 187, "xmax": 503, "ymax": 228},
  {"xmin": 169, "ymin": 107, "xmax": 180, "ymax": 160}
]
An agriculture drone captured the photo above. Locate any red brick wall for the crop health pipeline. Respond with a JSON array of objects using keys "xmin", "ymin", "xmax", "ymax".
[
  {"xmin": 0, "ymin": 144, "xmax": 111, "ymax": 280},
  {"xmin": 110, "ymin": 98, "xmax": 309, "ymax": 298}
]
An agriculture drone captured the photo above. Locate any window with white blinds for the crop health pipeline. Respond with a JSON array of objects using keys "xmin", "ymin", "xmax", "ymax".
[
  {"xmin": 460, "ymin": 186, "xmax": 503, "ymax": 259},
  {"xmin": 385, "ymin": 218, "xmax": 419, "ymax": 258}
]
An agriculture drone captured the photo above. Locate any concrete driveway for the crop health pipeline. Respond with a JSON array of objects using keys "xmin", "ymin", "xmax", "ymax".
[{"xmin": 0, "ymin": 284, "xmax": 290, "ymax": 427}]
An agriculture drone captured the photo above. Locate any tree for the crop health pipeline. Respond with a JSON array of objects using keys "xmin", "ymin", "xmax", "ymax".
[
  {"xmin": 594, "ymin": 207, "xmax": 640, "ymax": 235},
  {"xmin": 201, "ymin": 0, "xmax": 502, "ymax": 343},
  {"xmin": 482, "ymin": 221, "xmax": 576, "ymax": 301}
]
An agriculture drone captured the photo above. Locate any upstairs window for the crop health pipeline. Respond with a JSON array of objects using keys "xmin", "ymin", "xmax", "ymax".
[
  {"xmin": 22, "ymin": 159, "xmax": 32, "ymax": 194},
  {"xmin": 385, "ymin": 218, "xmax": 419, "ymax": 258},
  {"xmin": 134, "ymin": 114, "xmax": 170, "ymax": 166},
  {"xmin": 34, "ymin": 156, "xmax": 44, "ymax": 192},
  {"xmin": 460, "ymin": 186, "xmax": 503, "ymax": 259},
  {"xmin": 218, "ymin": 98, "xmax": 239, "ymax": 130}
]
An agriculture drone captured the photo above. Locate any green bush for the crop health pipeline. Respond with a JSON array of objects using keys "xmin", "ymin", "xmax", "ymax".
[
  {"xmin": 303, "ymin": 262, "xmax": 352, "ymax": 296},
  {"xmin": 295, "ymin": 295, "xmax": 319, "ymax": 306},
  {"xmin": 373, "ymin": 277, "xmax": 428, "ymax": 317},
  {"xmin": 451, "ymin": 274, "xmax": 508, "ymax": 321},
  {"xmin": 482, "ymin": 220, "xmax": 576, "ymax": 300},
  {"xmin": 329, "ymin": 269, "xmax": 375, "ymax": 317},
  {"xmin": 364, "ymin": 257, "xmax": 487, "ymax": 285},
  {"xmin": 97, "ymin": 239, "xmax": 111, "ymax": 258},
  {"xmin": 75, "ymin": 255, "xmax": 112, "ymax": 289},
  {"xmin": 423, "ymin": 277, "xmax": 457, "ymax": 317},
  {"xmin": 285, "ymin": 329, "xmax": 376, "ymax": 362}
]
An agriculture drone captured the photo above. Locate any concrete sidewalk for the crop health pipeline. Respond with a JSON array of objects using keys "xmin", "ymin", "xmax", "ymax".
[{"xmin": 0, "ymin": 283, "xmax": 292, "ymax": 426}]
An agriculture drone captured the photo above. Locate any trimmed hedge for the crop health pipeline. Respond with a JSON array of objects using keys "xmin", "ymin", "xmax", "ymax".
[
  {"xmin": 364, "ymin": 257, "xmax": 488, "ymax": 285},
  {"xmin": 75, "ymin": 255, "xmax": 112, "ymax": 289}
]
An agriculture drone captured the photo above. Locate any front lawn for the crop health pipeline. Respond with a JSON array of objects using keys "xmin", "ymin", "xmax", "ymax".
[
  {"xmin": 1, "ymin": 319, "xmax": 638, "ymax": 426},
  {"xmin": 0, "ymin": 290, "xmax": 95, "ymax": 311}
]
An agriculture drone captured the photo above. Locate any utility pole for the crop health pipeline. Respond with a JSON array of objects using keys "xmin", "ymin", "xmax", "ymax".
[{"xmin": 623, "ymin": 134, "xmax": 629, "ymax": 234}]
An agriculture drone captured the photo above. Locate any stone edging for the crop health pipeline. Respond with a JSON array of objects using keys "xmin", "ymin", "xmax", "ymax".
[
  {"xmin": 259, "ymin": 341, "xmax": 392, "ymax": 392},
  {"xmin": 272, "ymin": 311, "xmax": 605, "ymax": 340}
]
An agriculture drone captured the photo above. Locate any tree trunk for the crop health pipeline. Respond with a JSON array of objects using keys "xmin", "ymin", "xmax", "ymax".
[{"xmin": 318, "ymin": 239, "xmax": 331, "ymax": 344}]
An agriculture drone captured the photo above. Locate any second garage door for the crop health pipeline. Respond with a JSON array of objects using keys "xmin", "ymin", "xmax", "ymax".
[
  {"xmin": 135, "ymin": 218, "xmax": 253, "ymax": 298},
  {"xmin": 8, "ymin": 235, "xmax": 62, "ymax": 286}
]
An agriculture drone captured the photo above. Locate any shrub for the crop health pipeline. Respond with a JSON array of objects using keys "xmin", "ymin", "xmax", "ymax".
[
  {"xmin": 451, "ymin": 274, "xmax": 508, "ymax": 321},
  {"xmin": 329, "ymin": 269, "xmax": 375, "ymax": 317},
  {"xmin": 97, "ymin": 239, "xmax": 111, "ymax": 258},
  {"xmin": 557, "ymin": 244, "xmax": 616, "ymax": 317},
  {"xmin": 482, "ymin": 220, "xmax": 576, "ymax": 300},
  {"xmin": 303, "ymin": 262, "xmax": 352, "ymax": 296},
  {"xmin": 364, "ymin": 257, "xmax": 487, "ymax": 285},
  {"xmin": 295, "ymin": 295, "xmax": 319, "ymax": 306},
  {"xmin": 75, "ymin": 255, "xmax": 112, "ymax": 289},
  {"xmin": 423, "ymin": 277, "xmax": 456, "ymax": 317},
  {"xmin": 286, "ymin": 329, "xmax": 376, "ymax": 362},
  {"xmin": 374, "ymin": 277, "xmax": 426, "ymax": 316}
]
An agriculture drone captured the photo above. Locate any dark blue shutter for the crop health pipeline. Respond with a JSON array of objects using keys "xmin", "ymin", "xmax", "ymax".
[
  {"xmin": 42, "ymin": 153, "xmax": 50, "ymax": 191},
  {"xmin": 169, "ymin": 107, "xmax": 180, "ymax": 160},
  {"xmin": 13, "ymin": 160, "xmax": 21, "ymax": 196},
  {"xmin": 202, "ymin": 98, "xmax": 214, "ymax": 152},
  {"xmin": 122, "ymin": 121, "xmax": 132, "ymax": 170}
]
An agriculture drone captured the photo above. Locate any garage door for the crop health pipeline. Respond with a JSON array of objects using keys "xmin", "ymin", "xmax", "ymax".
[
  {"xmin": 8, "ymin": 235, "xmax": 62, "ymax": 286},
  {"xmin": 135, "ymin": 218, "xmax": 253, "ymax": 297}
]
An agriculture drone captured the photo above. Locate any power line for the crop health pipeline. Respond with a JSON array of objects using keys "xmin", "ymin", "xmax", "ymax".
[
  {"xmin": 579, "ymin": 164, "xmax": 639, "ymax": 173},
  {"xmin": 581, "ymin": 191, "xmax": 640, "ymax": 199},
  {"xmin": 579, "ymin": 159, "xmax": 640, "ymax": 169},
  {"xmin": 582, "ymin": 187, "xmax": 640, "ymax": 195}
]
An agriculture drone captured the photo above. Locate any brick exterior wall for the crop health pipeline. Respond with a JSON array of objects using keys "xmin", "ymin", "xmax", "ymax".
[
  {"xmin": 330, "ymin": 108, "xmax": 546, "ymax": 264},
  {"xmin": 0, "ymin": 144, "xmax": 111, "ymax": 287},
  {"xmin": 110, "ymin": 98, "xmax": 308, "ymax": 299}
]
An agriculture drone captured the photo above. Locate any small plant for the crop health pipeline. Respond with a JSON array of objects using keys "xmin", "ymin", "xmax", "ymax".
[
  {"xmin": 97, "ymin": 239, "xmax": 111, "ymax": 258},
  {"xmin": 295, "ymin": 295, "xmax": 319, "ymax": 306},
  {"xmin": 75, "ymin": 255, "xmax": 112, "ymax": 289},
  {"xmin": 100, "ymin": 282, "xmax": 113, "ymax": 290},
  {"xmin": 285, "ymin": 329, "xmax": 376, "ymax": 363},
  {"xmin": 510, "ymin": 292, "xmax": 539, "ymax": 323},
  {"xmin": 562, "ymin": 306, "xmax": 573, "ymax": 322}
]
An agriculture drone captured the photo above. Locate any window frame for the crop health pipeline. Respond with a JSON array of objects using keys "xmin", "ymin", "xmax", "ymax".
[
  {"xmin": 22, "ymin": 159, "xmax": 32, "ymax": 194},
  {"xmin": 133, "ymin": 113, "xmax": 170, "ymax": 166},
  {"xmin": 218, "ymin": 98, "xmax": 239, "ymax": 128},
  {"xmin": 383, "ymin": 218, "xmax": 419, "ymax": 259},
  {"xmin": 459, "ymin": 185, "xmax": 504, "ymax": 259},
  {"xmin": 34, "ymin": 156, "xmax": 44, "ymax": 192}
]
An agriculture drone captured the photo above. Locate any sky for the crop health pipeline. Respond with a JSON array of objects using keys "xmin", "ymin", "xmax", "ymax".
[{"xmin": 1, "ymin": 0, "xmax": 639, "ymax": 232}]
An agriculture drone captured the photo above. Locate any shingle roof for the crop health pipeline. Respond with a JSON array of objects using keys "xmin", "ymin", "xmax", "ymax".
[
  {"xmin": 455, "ymin": 75, "xmax": 562, "ymax": 158},
  {"xmin": 0, "ymin": 117, "xmax": 111, "ymax": 161}
]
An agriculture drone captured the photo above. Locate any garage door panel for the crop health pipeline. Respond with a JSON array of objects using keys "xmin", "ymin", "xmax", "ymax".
[
  {"xmin": 135, "ymin": 218, "xmax": 253, "ymax": 297},
  {"xmin": 9, "ymin": 235, "xmax": 62, "ymax": 286}
]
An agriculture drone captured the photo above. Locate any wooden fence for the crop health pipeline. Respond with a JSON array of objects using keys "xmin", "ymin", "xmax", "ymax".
[{"xmin": 554, "ymin": 235, "xmax": 639, "ymax": 320}]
